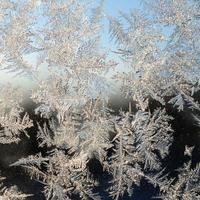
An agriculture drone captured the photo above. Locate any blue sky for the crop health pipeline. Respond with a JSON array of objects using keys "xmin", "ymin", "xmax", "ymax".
[{"xmin": 104, "ymin": 0, "xmax": 141, "ymax": 16}]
